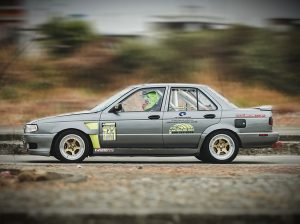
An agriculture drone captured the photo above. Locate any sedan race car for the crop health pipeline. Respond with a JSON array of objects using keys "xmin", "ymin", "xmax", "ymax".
[{"xmin": 24, "ymin": 84, "xmax": 279, "ymax": 163}]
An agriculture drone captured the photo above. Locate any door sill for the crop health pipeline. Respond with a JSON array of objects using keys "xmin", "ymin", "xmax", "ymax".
[{"xmin": 93, "ymin": 148, "xmax": 199, "ymax": 156}]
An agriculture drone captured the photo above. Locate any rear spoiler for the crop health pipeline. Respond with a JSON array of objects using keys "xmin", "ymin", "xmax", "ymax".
[{"xmin": 253, "ymin": 105, "xmax": 272, "ymax": 111}]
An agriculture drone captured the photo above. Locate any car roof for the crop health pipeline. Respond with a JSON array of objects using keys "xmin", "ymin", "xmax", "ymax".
[
  {"xmin": 129, "ymin": 83, "xmax": 237, "ymax": 110},
  {"xmin": 130, "ymin": 83, "xmax": 209, "ymax": 88}
]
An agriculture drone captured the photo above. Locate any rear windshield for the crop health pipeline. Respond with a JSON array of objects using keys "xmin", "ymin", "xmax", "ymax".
[{"xmin": 207, "ymin": 87, "xmax": 238, "ymax": 109}]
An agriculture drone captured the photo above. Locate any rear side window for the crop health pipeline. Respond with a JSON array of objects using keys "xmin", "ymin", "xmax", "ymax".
[
  {"xmin": 198, "ymin": 90, "xmax": 217, "ymax": 110},
  {"xmin": 168, "ymin": 87, "xmax": 217, "ymax": 111}
]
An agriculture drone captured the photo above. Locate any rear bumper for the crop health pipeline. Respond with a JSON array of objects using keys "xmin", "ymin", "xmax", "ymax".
[
  {"xmin": 238, "ymin": 132, "xmax": 279, "ymax": 148},
  {"xmin": 23, "ymin": 133, "xmax": 55, "ymax": 156}
]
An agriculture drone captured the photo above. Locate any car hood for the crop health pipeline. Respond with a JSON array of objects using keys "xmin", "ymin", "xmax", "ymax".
[{"xmin": 29, "ymin": 110, "xmax": 99, "ymax": 124}]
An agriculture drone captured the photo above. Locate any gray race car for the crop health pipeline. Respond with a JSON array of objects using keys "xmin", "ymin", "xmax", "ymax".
[{"xmin": 24, "ymin": 83, "xmax": 279, "ymax": 163}]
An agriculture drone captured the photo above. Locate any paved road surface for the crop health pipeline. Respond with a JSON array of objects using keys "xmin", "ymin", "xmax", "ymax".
[
  {"xmin": 1, "ymin": 154, "xmax": 300, "ymax": 164},
  {"xmin": 1, "ymin": 155, "xmax": 300, "ymax": 224}
]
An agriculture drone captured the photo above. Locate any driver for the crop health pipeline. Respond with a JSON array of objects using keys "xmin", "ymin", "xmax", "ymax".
[{"xmin": 142, "ymin": 90, "xmax": 161, "ymax": 112}]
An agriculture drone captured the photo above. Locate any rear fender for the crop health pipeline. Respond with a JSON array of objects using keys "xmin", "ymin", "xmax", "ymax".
[{"xmin": 197, "ymin": 123, "xmax": 240, "ymax": 150}]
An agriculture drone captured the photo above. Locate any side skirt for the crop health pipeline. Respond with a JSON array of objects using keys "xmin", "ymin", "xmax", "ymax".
[{"xmin": 92, "ymin": 148, "xmax": 200, "ymax": 156}]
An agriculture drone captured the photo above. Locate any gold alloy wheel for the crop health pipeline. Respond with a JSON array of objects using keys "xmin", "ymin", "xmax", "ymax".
[
  {"xmin": 59, "ymin": 134, "xmax": 85, "ymax": 160},
  {"xmin": 209, "ymin": 134, "xmax": 235, "ymax": 160},
  {"xmin": 213, "ymin": 139, "xmax": 230, "ymax": 156},
  {"xmin": 64, "ymin": 138, "xmax": 81, "ymax": 156}
]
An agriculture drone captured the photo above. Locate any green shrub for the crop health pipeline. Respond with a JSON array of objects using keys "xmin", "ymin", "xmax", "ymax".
[
  {"xmin": 0, "ymin": 86, "xmax": 20, "ymax": 100},
  {"xmin": 115, "ymin": 41, "xmax": 152, "ymax": 71},
  {"xmin": 234, "ymin": 29, "xmax": 300, "ymax": 93},
  {"xmin": 26, "ymin": 81, "xmax": 54, "ymax": 90},
  {"xmin": 39, "ymin": 17, "xmax": 96, "ymax": 55}
]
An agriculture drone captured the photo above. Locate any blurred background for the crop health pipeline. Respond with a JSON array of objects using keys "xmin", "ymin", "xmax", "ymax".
[{"xmin": 0, "ymin": 0, "xmax": 299, "ymax": 127}]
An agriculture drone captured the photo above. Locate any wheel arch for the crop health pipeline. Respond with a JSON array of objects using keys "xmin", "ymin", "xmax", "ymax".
[
  {"xmin": 50, "ymin": 128, "xmax": 94, "ymax": 156},
  {"xmin": 198, "ymin": 128, "xmax": 242, "ymax": 153}
]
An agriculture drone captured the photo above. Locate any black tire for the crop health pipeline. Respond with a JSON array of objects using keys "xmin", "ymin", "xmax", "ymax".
[
  {"xmin": 53, "ymin": 130, "xmax": 90, "ymax": 163},
  {"xmin": 199, "ymin": 130, "xmax": 239, "ymax": 164},
  {"xmin": 194, "ymin": 154, "xmax": 211, "ymax": 163},
  {"xmin": 195, "ymin": 155, "xmax": 202, "ymax": 161}
]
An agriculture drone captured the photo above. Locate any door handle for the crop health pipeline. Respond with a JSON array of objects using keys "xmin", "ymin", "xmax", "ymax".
[
  {"xmin": 204, "ymin": 114, "xmax": 216, "ymax": 119},
  {"xmin": 148, "ymin": 115, "xmax": 160, "ymax": 120}
]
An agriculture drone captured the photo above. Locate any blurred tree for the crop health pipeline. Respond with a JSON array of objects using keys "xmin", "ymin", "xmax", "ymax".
[
  {"xmin": 38, "ymin": 18, "xmax": 96, "ymax": 55},
  {"xmin": 115, "ymin": 41, "xmax": 151, "ymax": 72},
  {"xmin": 235, "ymin": 29, "xmax": 300, "ymax": 93},
  {"xmin": 116, "ymin": 38, "xmax": 197, "ymax": 77}
]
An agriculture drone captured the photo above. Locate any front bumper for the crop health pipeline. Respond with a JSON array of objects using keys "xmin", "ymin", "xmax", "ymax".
[
  {"xmin": 23, "ymin": 133, "xmax": 56, "ymax": 156},
  {"xmin": 238, "ymin": 132, "xmax": 279, "ymax": 148}
]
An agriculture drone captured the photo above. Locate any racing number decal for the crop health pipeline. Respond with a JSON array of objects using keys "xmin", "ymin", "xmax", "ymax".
[{"xmin": 102, "ymin": 123, "xmax": 116, "ymax": 141}]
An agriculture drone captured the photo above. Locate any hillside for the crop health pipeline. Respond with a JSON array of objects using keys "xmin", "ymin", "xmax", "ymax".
[{"xmin": 0, "ymin": 37, "xmax": 299, "ymax": 127}]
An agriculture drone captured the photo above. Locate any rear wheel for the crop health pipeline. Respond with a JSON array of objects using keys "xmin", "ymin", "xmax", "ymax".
[
  {"xmin": 53, "ymin": 130, "xmax": 90, "ymax": 163},
  {"xmin": 199, "ymin": 131, "xmax": 239, "ymax": 163}
]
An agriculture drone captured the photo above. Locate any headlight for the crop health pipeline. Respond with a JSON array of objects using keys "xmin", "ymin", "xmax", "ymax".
[{"xmin": 24, "ymin": 124, "xmax": 38, "ymax": 133}]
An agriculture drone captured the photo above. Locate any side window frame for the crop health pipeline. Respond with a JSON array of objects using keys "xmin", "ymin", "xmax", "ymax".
[{"xmin": 119, "ymin": 87, "xmax": 166, "ymax": 113}]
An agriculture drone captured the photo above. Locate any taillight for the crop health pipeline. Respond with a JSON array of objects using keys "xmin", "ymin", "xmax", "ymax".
[{"xmin": 269, "ymin": 117, "xmax": 273, "ymax": 126}]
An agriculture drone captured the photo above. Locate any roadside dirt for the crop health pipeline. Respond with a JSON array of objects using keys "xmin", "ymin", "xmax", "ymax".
[
  {"xmin": 0, "ymin": 160, "xmax": 299, "ymax": 224},
  {"xmin": 1, "ymin": 163, "xmax": 299, "ymax": 190},
  {"xmin": 0, "ymin": 168, "xmax": 71, "ymax": 188}
]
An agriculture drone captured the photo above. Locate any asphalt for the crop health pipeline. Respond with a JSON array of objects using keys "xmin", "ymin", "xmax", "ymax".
[{"xmin": 1, "ymin": 154, "xmax": 300, "ymax": 164}]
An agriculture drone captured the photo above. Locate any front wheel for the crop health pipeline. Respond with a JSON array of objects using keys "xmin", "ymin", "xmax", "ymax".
[
  {"xmin": 199, "ymin": 131, "xmax": 239, "ymax": 163},
  {"xmin": 53, "ymin": 130, "xmax": 90, "ymax": 163}
]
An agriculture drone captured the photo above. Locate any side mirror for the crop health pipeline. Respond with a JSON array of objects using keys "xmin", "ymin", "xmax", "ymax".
[{"xmin": 109, "ymin": 103, "xmax": 122, "ymax": 113}]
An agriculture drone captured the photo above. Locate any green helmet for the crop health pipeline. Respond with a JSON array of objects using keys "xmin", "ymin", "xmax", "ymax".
[{"xmin": 143, "ymin": 90, "xmax": 160, "ymax": 111}]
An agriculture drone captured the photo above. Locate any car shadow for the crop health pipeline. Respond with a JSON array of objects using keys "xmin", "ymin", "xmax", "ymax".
[{"xmin": 26, "ymin": 160, "xmax": 275, "ymax": 165}]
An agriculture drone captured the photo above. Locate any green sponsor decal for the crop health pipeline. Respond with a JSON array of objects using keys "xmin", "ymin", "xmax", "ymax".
[
  {"xmin": 85, "ymin": 122, "xmax": 98, "ymax": 130},
  {"xmin": 85, "ymin": 122, "xmax": 100, "ymax": 150},
  {"xmin": 90, "ymin": 134, "xmax": 100, "ymax": 149},
  {"xmin": 169, "ymin": 123, "xmax": 194, "ymax": 134}
]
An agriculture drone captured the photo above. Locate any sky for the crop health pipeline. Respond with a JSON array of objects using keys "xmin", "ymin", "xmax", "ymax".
[{"xmin": 25, "ymin": 0, "xmax": 300, "ymax": 34}]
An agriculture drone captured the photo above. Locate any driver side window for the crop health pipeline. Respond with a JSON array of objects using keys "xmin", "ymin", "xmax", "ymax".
[{"xmin": 121, "ymin": 88, "xmax": 165, "ymax": 112}]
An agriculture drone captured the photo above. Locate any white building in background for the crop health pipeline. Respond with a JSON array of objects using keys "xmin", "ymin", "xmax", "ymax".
[{"xmin": 150, "ymin": 14, "xmax": 231, "ymax": 33}]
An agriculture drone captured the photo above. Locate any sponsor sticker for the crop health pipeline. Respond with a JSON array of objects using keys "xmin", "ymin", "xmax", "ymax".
[
  {"xmin": 179, "ymin": 112, "xmax": 187, "ymax": 116},
  {"xmin": 102, "ymin": 122, "xmax": 116, "ymax": 141},
  {"xmin": 169, "ymin": 123, "xmax": 195, "ymax": 134},
  {"xmin": 167, "ymin": 119, "xmax": 197, "ymax": 124},
  {"xmin": 236, "ymin": 114, "xmax": 266, "ymax": 118},
  {"xmin": 95, "ymin": 148, "xmax": 114, "ymax": 153},
  {"xmin": 85, "ymin": 122, "xmax": 98, "ymax": 130}
]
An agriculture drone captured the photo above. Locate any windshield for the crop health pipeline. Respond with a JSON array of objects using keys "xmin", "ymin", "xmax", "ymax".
[{"xmin": 90, "ymin": 86, "xmax": 135, "ymax": 112}]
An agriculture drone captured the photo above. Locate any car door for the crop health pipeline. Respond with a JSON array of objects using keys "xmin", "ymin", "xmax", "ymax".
[
  {"xmin": 100, "ymin": 87, "xmax": 166, "ymax": 148},
  {"xmin": 163, "ymin": 87, "xmax": 221, "ymax": 148}
]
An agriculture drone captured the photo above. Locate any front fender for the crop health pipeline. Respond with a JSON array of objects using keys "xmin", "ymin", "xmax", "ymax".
[{"xmin": 36, "ymin": 121, "xmax": 99, "ymax": 135}]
